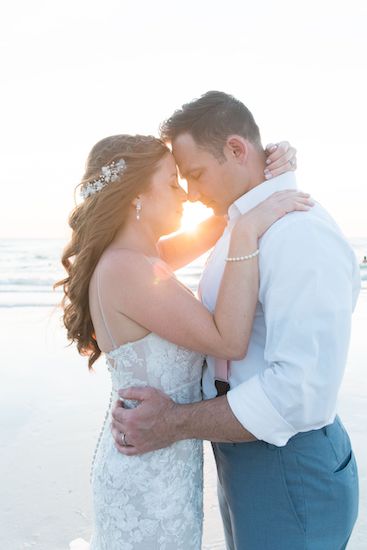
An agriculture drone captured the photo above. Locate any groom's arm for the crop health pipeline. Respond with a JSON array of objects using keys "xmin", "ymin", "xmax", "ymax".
[{"xmin": 111, "ymin": 390, "xmax": 256, "ymax": 456}]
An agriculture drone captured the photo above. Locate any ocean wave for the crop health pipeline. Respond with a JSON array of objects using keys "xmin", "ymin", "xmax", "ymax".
[
  {"xmin": 0, "ymin": 288, "xmax": 62, "ymax": 293},
  {"xmin": 0, "ymin": 302, "xmax": 60, "ymax": 308},
  {"xmin": 0, "ymin": 278, "xmax": 58, "ymax": 287}
]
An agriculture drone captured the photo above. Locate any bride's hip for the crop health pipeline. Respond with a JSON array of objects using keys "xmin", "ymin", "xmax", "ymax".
[{"xmin": 100, "ymin": 433, "xmax": 202, "ymax": 463}]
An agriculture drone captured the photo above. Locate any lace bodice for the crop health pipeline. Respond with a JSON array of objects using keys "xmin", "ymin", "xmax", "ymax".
[
  {"xmin": 106, "ymin": 332, "xmax": 203, "ymax": 403},
  {"xmin": 88, "ymin": 332, "xmax": 205, "ymax": 550}
]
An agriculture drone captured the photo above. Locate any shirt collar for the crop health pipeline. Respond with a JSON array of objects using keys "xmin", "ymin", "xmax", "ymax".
[{"xmin": 228, "ymin": 172, "xmax": 298, "ymax": 221}]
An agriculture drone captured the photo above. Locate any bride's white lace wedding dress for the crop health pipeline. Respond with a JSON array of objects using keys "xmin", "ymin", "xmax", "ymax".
[
  {"xmin": 69, "ymin": 261, "xmax": 205, "ymax": 550},
  {"xmin": 72, "ymin": 330, "xmax": 204, "ymax": 550}
]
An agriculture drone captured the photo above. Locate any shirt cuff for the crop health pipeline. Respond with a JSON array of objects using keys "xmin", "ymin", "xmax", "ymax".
[{"xmin": 227, "ymin": 375, "xmax": 298, "ymax": 446}]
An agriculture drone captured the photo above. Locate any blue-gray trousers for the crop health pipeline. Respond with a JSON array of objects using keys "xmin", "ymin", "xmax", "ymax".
[{"xmin": 212, "ymin": 416, "xmax": 358, "ymax": 549}]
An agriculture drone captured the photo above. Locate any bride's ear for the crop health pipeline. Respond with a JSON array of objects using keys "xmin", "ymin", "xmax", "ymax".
[
  {"xmin": 131, "ymin": 196, "xmax": 141, "ymax": 207},
  {"xmin": 132, "ymin": 196, "xmax": 143, "ymax": 220}
]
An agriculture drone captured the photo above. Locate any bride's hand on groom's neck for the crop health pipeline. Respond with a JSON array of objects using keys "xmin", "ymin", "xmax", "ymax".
[{"xmin": 264, "ymin": 141, "xmax": 297, "ymax": 180}]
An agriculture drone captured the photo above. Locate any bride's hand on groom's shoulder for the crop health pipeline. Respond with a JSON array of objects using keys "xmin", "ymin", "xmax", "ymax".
[
  {"xmin": 264, "ymin": 141, "xmax": 297, "ymax": 180},
  {"xmin": 234, "ymin": 190, "xmax": 314, "ymax": 239}
]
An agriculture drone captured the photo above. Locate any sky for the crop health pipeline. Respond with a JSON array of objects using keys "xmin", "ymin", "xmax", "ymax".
[{"xmin": 0, "ymin": 0, "xmax": 366, "ymax": 239}]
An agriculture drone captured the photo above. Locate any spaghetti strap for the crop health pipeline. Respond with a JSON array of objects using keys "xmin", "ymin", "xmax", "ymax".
[{"xmin": 97, "ymin": 267, "xmax": 118, "ymax": 350}]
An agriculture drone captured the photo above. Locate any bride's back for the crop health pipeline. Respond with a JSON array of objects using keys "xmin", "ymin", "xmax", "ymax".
[{"xmin": 89, "ymin": 249, "xmax": 152, "ymax": 353}]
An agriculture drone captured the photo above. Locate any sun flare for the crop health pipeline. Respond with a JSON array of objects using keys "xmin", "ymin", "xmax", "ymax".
[{"xmin": 179, "ymin": 202, "xmax": 213, "ymax": 232}]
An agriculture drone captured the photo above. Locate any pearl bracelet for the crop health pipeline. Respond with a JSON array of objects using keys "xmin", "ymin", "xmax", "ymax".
[{"xmin": 225, "ymin": 249, "xmax": 259, "ymax": 262}]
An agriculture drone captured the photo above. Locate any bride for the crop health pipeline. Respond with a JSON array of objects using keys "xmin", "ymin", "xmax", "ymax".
[{"xmin": 57, "ymin": 134, "xmax": 309, "ymax": 549}]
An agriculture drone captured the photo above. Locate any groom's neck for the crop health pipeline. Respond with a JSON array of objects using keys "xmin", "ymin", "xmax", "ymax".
[{"xmin": 235, "ymin": 152, "xmax": 267, "ymax": 200}]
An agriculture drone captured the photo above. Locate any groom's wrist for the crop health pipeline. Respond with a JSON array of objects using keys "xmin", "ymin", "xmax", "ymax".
[{"xmin": 170, "ymin": 401, "xmax": 201, "ymax": 441}]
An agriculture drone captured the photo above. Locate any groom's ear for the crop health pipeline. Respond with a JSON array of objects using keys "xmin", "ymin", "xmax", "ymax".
[{"xmin": 225, "ymin": 135, "xmax": 248, "ymax": 164}]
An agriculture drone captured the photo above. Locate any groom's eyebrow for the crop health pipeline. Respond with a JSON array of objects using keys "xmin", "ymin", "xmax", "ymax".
[{"xmin": 180, "ymin": 167, "xmax": 200, "ymax": 179}]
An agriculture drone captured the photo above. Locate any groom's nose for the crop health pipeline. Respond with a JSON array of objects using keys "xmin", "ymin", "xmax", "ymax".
[{"xmin": 187, "ymin": 184, "xmax": 201, "ymax": 202}]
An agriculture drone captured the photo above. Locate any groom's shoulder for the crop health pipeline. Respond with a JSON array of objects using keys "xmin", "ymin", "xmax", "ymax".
[{"xmin": 261, "ymin": 202, "xmax": 344, "ymax": 249}]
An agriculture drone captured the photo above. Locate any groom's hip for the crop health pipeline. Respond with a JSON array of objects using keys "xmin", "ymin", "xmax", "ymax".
[{"xmin": 212, "ymin": 416, "xmax": 359, "ymax": 549}]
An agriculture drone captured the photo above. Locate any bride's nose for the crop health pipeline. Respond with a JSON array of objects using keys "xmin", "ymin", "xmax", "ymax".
[{"xmin": 180, "ymin": 188, "xmax": 188, "ymax": 201}]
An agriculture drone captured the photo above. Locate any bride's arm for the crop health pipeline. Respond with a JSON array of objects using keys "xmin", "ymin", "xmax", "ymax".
[
  {"xmin": 105, "ymin": 191, "xmax": 312, "ymax": 359},
  {"xmin": 157, "ymin": 141, "xmax": 297, "ymax": 270},
  {"xmin": 157, "ymin": 215, "xmax": 226, "ymax": 271}
]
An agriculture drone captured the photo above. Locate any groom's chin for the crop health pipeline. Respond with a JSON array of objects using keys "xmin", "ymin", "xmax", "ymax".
[{"xmin": 211, "ymin": 203, "xmax": 226, "ymax": 216}]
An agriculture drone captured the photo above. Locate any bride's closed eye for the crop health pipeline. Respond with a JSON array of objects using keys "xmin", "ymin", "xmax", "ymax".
[{"xmin": 170, "ymin": 177, "xmax": 182, "ymax": 190}]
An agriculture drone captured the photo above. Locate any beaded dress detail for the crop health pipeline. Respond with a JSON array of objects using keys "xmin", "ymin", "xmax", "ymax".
[{"xmin": 86, "ymin": 266, "xmax": 205, "ymax": 550}]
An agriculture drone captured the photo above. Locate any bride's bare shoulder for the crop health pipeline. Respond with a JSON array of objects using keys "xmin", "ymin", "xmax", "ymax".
[{"xmin": 98, "ymin": 248, "xmax": 172, "ymax": 284}]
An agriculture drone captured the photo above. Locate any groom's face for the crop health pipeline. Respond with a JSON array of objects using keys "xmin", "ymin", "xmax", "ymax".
[{"xmin": 172, "ymin": 133, "xmax": 239, "ymax": 215}]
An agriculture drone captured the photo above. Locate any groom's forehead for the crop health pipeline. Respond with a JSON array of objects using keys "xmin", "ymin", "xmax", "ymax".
[
  {"xmin": 172, "ymin": 133, "xmax": 200, "ymax": 158},
  {"xmin": 172, "ymin": 137, "xmax": 207, "ymax": 177},
  {"xmin": 172, "ymin": 150, "xmax": 195, "ymax": 178}
]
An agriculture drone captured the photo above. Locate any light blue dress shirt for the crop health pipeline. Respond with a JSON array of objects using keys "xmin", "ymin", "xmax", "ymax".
[{"xmin": 199, "ymin": 172, "xmax": 361, "ymax": 446}]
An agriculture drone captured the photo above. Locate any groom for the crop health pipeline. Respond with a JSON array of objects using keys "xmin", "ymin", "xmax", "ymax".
[{"xmin": 111, "ymin": 91, "xmax": 360, "ymax": 548}]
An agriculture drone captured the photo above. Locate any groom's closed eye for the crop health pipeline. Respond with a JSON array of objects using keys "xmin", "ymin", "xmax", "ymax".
[{"xmin": 190, "ymin": 171, "xmax": 202, "ymax": 181}]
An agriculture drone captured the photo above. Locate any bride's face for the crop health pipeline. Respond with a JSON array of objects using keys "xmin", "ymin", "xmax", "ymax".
[{"xmin": 141, "ymin": 152, "xmax": 187, "ymax": 236}]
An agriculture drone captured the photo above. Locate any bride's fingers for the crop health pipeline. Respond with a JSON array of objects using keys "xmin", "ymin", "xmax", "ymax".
[
  {"xmin": 265, "ymin": 147, "xmax": 297, "ymax": 179},
  {"xmin": 265, "ymin": 141, "xmax": 290, "ymax": 159},
  {"xmin": 265, "ymin": 162, "xmax": 297, "ymax": 180},
  {"xmin": 271, "ymin": 190, "xmax": 311, "ymax": 201},
  {"xmin": 285, "ymin": 199, "xmax": 314, "ymax": 212},
  {"xmin": 295, "ymin": 193, "xmax": 314, "ymax": 204},
  {"xmin": 266, "ymin": 146, "xmax": 296, "ymax": 170},
  {"xmin": 272, "ymin": 194, "xmax": 314, "ymax": 215}
]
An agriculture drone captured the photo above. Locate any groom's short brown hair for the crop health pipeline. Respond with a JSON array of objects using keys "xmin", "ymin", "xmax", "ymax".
[{"xmin": 160, "ymin": 91, "xmax": 262, "ymax": 160}]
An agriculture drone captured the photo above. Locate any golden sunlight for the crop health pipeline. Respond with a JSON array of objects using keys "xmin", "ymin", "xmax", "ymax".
[{"xmin": 179, "ymin": 201, "xmax": 213, "ymax": 232}]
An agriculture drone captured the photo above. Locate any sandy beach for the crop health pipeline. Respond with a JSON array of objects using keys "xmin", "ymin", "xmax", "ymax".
[{"xmin": 0, "ymin": 291, "xmax": 366, "ymax": 549}]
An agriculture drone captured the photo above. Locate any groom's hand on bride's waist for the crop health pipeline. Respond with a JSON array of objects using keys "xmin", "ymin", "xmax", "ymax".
[
  {"xmin": 111, "ymin": 385, "xmax": 256, "ymax": 456},
  {"xmin": 111, "ymin": 386, "xmax": 181, "ymax": 455}
]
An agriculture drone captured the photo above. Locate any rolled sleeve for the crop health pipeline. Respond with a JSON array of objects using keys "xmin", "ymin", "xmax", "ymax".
[{"xmin": 227, "ymin": 375, "xmax": 297, "ymax": 445}]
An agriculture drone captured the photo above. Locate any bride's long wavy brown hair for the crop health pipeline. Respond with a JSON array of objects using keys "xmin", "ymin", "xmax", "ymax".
[{"xmin": 55, "ymin": 134, "xmax": 169, "ymax": 369}]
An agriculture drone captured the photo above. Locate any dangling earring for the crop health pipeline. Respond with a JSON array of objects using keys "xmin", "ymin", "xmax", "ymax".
[{"xmin": 136, "ymin": 199, "xmax": 142, "ymax": 221}]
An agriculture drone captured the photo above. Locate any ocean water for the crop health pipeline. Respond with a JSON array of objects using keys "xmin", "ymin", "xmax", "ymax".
[{"xmin": 0, "ymin": 237, "xmax": 366, "ymax": 308}]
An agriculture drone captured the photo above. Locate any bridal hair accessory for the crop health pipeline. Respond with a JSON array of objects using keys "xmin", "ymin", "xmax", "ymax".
[
  {"xmin": 136, "ymin": 199, "xmax": 142, "ymax": 220},
  {"xmin": 80, "ymin": 159, "xmax": 127, "ymax": 199},
  {"xmin": 225, "ymin": 249, "xmax": 259, "ymax": 262}
]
